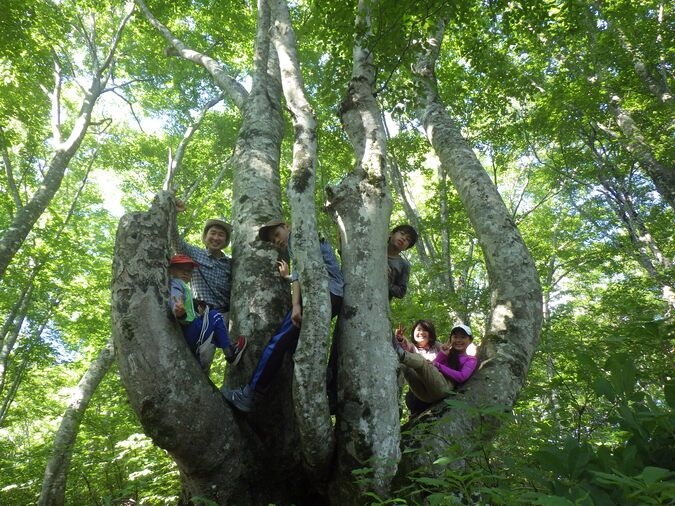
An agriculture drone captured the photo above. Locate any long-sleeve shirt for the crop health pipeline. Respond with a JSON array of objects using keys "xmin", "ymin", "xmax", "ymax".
[
  {"xmin": 387, "ymin": 255, "xmax": 410, "ymax": 299},
  {"xmin": 288, "ymin": 235, "xmax": 344, "ymax": 297},
  {"xmin": 433, "ymin": 352, "xmax": 478, "ymax": 385},
  {"xmin": 411, "ymin": 342, "xmax": 442, "ymax": 362},
  {"xmin": 178, "ymin": 238, "xmax": 231, "ymax": 311}
]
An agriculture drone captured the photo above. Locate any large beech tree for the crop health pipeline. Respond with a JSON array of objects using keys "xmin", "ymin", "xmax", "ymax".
[
  {"xmin": 0, "ymin": 0, "xmax": 669, "ymax": 504},
  {"xmin": 111, "ymin": 0, "xmax": 541, "ymax": 503}
]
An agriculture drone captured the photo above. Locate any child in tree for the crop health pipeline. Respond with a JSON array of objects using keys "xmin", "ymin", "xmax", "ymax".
[
  {"xmin": 168, "ymin": 254, "xmax": 246, "ymax": 369},
  {"xmin": 388, "ymin": 224, "xmax": 417, "ymax": 300},
  {"xmin": 221, "ymin": 219, "xmax": 344, "ymax": 412}
]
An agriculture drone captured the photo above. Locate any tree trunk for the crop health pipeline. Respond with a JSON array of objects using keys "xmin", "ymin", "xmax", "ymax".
[
  {"xmin": 326, "ymin": 0, "xmax": 398, "ymax": 499},
  {"xmin": 609, "ymin": 99, "xmax": 675, "ymax": 212},
  {"xmin": 112, "ymin": 193, "xmax": 259, "ymax": 504},
  {"xmin": 398, "ymin": 17, "xmax": 543, "ymax": 479},
  {"xmin": 270, "ymin": 0, "xmax": 335, "ymax": 476},
  {"xmin": 38, "ymin": 338, "xmax": 115, "ymax": 506},
  {"xmin": 117, "ymin": 1, "xmax": 329, "ymax": 502}
]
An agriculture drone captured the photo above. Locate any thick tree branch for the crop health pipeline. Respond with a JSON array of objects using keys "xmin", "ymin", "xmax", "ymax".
[
  {"xmin": 399, "ymin": 16, "xmax": 543, "ymax": 478},
  {"xmin": 134, "ymin": 0, "xmax": 248, "ymax": 110}
]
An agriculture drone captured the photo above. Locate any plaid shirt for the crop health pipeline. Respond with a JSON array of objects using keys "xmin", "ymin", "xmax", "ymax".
[{"xmin": 178, "ymin": 238, "xmax": 231, "ymax": 311}]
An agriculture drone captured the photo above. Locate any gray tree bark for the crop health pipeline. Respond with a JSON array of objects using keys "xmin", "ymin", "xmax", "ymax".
[
  {"xmin": 397, "ymin": 17, "xmax": 543, "ymax": 479},
  {"xmin": 270, "ymin": 0, "xmax": 334, "ymax": 476},
  {"xmin": 111, "ymin": 193, "xmax": 256, "ymax": 504},
  {"xmin": 325, "ymin": 0, "xmax": 399, "ymax": 499},
  {"xmin": 609, "ymin": 99, "xmax": 675, "ymax": 212},
  {"xmin": 111, "ymin": 3, "xmax": 544, "ymax": 505},
  {"xmin": 38, "ymin": 338, "xmax": 115, "ymax": 506}
]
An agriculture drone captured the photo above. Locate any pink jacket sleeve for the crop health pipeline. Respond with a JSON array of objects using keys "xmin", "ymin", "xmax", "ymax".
[{"xmin": 433, "ymin": 354, "xmax": 478, "ymax": 384}]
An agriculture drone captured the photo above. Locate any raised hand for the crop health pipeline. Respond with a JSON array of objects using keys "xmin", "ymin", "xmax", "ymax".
[
  {"xmin": 172, "ymin": 295, "xmax": 186, "ymax": 318},
  {"xmin": 277, "ymin": 259, "xmax": 290, "ymax": 278},
  {"xmin": 395, "ymin": 323, "xmax": 405, "ymax": 342}
]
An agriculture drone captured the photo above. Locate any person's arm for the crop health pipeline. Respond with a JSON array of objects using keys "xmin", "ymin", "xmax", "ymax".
[
  {"xmin": 277, "ymin": 259, "xmax": 302, "ymax": 327},
  {"xmin": 173, "ymin": 200, "xmax": 200, "ymax": 256},
  {"xmin": 291, "ymin": 280, "xmax": 302, "ymax": 327},
  {"xmin": 394, "ymin": 324, "xmax": 413, "ymax": 352},
  {"xmin": 388, "ymin": 259, "xmax": 410, "ymax": 299},
  {"xmin": 433, "ymin": 353, "xmax": 478, "ymax": 384}
]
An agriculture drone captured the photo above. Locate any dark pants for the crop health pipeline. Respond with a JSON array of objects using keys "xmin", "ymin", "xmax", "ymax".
[
  {"xmin": 249, "ymin": 293, "xmax": 342, "ymax": 393},
  {"xmin": 405, "ymin": 390, "xmax": 432, "ymax": 417}
]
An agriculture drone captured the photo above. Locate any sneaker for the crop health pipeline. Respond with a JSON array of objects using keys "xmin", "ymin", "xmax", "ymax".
[
  {"xmin": 221, "ymin": 385, "xmax": 254, "ymax": 413},
  {"xmin": 226, "ymin": 335, "xmax": 248, "ymax": 366}
]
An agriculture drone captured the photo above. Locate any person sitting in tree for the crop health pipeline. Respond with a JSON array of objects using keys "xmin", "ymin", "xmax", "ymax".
[
  {"xmin": 175, "ymin": 200, "xmax": 233, "ymax": 371},
  {"xmin": 221, "ymin": 218, "xmax": 344, "ymax": 413},
  {"xmin": 394, "ymin": 319, "xmax": 442, "ymax": 415},
  {"xmin": 395, "ymin": 323, "xmax": 478, "ymax": 417},
  {"xmin": 168, "ymin": 254, "xmax": 247, "ymax": 369},
  {"xmin": 387, "ymin": 224, "xmax": 418, "ymax": 300}
]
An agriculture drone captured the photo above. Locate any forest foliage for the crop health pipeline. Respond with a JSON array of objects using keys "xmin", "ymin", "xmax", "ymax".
[{"xmin": 0, "ymin": 0, "xmax": 673, "ymax": 504}]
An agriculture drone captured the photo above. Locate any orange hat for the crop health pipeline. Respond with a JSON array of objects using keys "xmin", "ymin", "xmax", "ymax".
[{"xmin": 169, "ymin": 254, "xmax": 199, "ymax": 268}]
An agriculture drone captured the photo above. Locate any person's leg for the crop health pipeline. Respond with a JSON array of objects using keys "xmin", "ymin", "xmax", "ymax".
[
  {"xmin": 182, "ymin": 319, "xmax": 208, "ymax": 365},
  {"xmin": 405, "ymin": 390, "xmax": 432, "ymax": 417},
  {"xmin": 401, "ymin": 361, "xmax": 433, "ymax": 402},
  {"xmin": 198, "ymin": 310, "xmax": 229, "ymax": 371},
  {"xmin": 326, "ymin": 294, "xmax": 343, "ymax": 413},
  {"xmin": 207, "ymin": 310, "xmax": 231, "ymax": 349},
  {"xmin": 249, "ymin": 310, "xmax": 300, "ymax": 393},
  {"xmin": 401, "ymin": 352, "xmax": 453, "ymax": 403}
]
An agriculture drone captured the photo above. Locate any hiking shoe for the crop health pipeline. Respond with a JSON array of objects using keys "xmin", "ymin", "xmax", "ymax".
[
  {"xmin": 221, "ymin": 385, "xmax": 254, "ymax": 413},
  {"xmin": 226, "ymin": 335, "xmax": 248, "ymax": 366}
]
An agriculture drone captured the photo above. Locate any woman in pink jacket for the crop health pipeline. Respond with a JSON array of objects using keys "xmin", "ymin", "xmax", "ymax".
[{"xmin": 396, "ymin": 324, "xmax": 478, "ymax": 416}]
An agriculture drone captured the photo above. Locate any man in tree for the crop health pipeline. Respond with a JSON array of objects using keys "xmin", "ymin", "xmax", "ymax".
[
  {"xmin": 175, "ymin": 201, "xmax": 233, "ymax": 371},
  {"xmin": 221, "ymin": 218, "xmax": 344, "ymax": 412}
]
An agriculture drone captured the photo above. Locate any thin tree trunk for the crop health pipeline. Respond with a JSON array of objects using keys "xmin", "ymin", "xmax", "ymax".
[
  {"xmin": 326, "ymin": 0, "xmax": 398, "ymax": 499},
  {"xmin": 270, "ymin": 0, "xmax": 334, "ymax": 476},
  {"xmin": 608, "ymin": 99, "xmax": 675, "ymax": 212},
  {"xmin": 0, "ymin": 6, "xmax": 133, "ymax": 281},
  {"xmin": 38, "ymin": 338, "xmax": 115, "ymax": 506},
  {"xmin": 0, "ymin": 319, "xmax": 49, "ymax": 425}
]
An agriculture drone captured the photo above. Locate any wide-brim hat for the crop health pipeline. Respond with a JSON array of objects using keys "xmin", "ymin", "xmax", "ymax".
[
  {"xmin": 169, "ymin": 254, "xmax": 199, "ymax": 268},
  {"xmin": 258, "ymin": 218, "xmax": 286, "ymax": 242},
  {"xmin": 450, "ymin": 324, "xmax": 473, "ymax": 338},
  {"xmin": 203, "ymin": 219, "xmax": 233, "ymax": 248}
]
